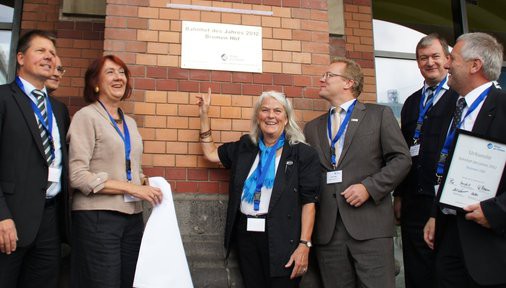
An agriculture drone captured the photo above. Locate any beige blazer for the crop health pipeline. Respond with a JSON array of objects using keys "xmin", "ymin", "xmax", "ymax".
[{"xmin": 67, "ymin": 101, "xmax": 144, "ymax": 214}]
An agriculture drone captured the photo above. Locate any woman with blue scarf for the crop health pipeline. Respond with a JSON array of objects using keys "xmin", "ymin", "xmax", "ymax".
[{"xmin": 197, "ymin": 89, "xmax": 320, "ymax": 287}]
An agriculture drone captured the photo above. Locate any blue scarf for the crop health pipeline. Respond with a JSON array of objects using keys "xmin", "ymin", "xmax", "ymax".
[{"xmin": 242, "ymin": 133, "xmax": 285, "ymax": 203}]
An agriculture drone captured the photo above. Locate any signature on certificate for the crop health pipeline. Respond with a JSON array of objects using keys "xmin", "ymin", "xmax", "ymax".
[
  {"xmin": 460, "ymin": 181, "xmax": 471, "ymax": 187},
  {"xmin": 452, "ymin": 188, "xmax": 469, "ymax": 194}
]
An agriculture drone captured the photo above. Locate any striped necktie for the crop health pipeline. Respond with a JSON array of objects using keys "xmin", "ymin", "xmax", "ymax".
[
  {"xmin": 425, "ymin": 86, "xmax": 436, "ymax": 107},
  {"xmin": 32, "ymin": 89, "xmax": 53, "ymax": 165}
]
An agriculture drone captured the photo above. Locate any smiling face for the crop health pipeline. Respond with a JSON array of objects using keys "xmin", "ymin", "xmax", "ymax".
[
  {"xmin": 45, "ymin": 56, "xmax": 63, "ymax": 93},
  {"xmin": 17, "ymin": 36, "xmax": 56, "ymax": 89},
  {"xmin": 417, "ymin": 39, "xmax": 449, "ymax": 86},
  {"xmin": 97, "ymin": 59, "xmax": 127, "ymax": 105},
  {"xmin": 445, "ymin": 40, "xmax": 473, "ymax": 96},
  {"xmin": 257, "ymin": 96, "xmax": 288, "ymax": 143}
]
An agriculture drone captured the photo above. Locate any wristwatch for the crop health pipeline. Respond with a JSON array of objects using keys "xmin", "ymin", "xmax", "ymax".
[{"xmin": 299, "ymin": 240, "xmax": 312, "ymax": 248}]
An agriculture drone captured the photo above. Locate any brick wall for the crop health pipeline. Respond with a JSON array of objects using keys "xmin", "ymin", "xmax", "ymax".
[
  {"xmin": 104, "ymin": 0, "xmax": 325, "ymax": 193},
  {"xmin": 21, "ymin": 0, "xmax": 375, "ymax": 195},
  {"xmin": 343, "ymin": 0, "xmax": 375, "ymax": 102}
]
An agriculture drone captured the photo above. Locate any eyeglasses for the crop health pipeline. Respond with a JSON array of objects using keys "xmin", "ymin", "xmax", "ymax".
[
  {"xmin": 56, "ymin": 66, "xmax": 66, "ymax": 75},
  {"xmin": 322, "ymin": 71, "xmax": 350, "ymax": 80}
]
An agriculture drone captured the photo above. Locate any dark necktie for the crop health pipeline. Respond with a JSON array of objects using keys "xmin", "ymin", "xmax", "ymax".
[
  {"xmin": 451, "ymin": 97, "xmax": 467, "ymax": 131},
  {"xmin": 32, "ymin": 89, "xmax": 53, "ymax": 165},
  {"xmin": 425, "ymin": 86, "xmax": 436, "ymax": 107}
]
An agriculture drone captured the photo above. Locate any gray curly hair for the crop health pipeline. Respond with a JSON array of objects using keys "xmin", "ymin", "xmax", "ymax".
[{"xmin": 249, "ymin": 91, "xmax": 306, "ymax": 145}]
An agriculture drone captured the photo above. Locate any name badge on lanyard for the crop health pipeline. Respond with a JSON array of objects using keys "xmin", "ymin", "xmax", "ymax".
[
  {"xmin": 247, "ymin": 218, "xmax": 266, "ymax": 232},
  {"xmin": 410, "ymin": 144, "xmax": 421, "ymax": 157},
  {"xmin": 48, "ymin": 167, "xmax": 62, "ymax": 183},
  {"xmin": 327, "ymin": 170, "xmax": 342, "ymax": 184}
]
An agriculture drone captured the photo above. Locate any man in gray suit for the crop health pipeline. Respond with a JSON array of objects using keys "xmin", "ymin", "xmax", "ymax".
[{"xmin": 304, "ymin": 57, "xmax": 411, "ymax": 288}]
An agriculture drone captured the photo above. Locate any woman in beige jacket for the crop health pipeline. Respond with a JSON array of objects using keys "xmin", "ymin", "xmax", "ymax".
[{"xmin": 67, "ymin": 55, "xmax": 162, "ymax": 288}]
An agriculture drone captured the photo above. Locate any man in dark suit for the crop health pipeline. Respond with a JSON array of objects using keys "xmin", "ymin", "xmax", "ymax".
[
  {"xmin": 424, "ymin": 32, "xmax": 506, "ymax": 288},
  {"xmin": 0, "ymin": 30, "xmax": 70, "ymax": 288},
  {"xmin": 304, "ymin": 57, "xmax": 411, "ymax": 288},
  {"xmin": 393, "ymin": 34, "xmax": 458, "ymax": 288}
]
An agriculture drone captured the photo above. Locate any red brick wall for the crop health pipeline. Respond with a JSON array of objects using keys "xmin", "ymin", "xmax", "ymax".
[
  {"xmin": 343, "ymin": 0, "xmax": 375, "ymax": 102},
  {"xmin": 21, "ymin": 0, "xmax": 375, "ymax": 194},
  {"xmin": 103, "ymin": 0, "xmax": 333, "ymax": 193}
]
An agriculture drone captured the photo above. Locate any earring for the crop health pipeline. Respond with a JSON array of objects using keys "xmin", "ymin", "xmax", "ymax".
[{"xmin": 94, "ymin": 86, "xmax": 99, "ymax": 93}]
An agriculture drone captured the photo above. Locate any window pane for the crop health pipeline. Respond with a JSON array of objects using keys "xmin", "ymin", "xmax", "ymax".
[
  {"xmin": 373, "ymin": 20, "xmax": 425, "ymax": 54},
  {"xmin": 0, "ymin": 30, "xmax": 12, "ymax": 85},
  {"xmin": 0, "ymin": 4, "xmax": 14, "ymax": 23},
  {"xmin": 374, "ymin": 57, "xmax": 424, "ymax": 118}
]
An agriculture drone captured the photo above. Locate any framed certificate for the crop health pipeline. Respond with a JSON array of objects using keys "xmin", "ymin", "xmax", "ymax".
[{"xmin": 438, "ymin": 129, "xmax": 506, "ymax": 211}]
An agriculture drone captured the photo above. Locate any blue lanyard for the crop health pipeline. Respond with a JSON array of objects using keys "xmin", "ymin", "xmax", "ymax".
[
  {"xmin": 327, "ymin": 100, "xmax": 357, "ymax": 167},
  {"xmin": 16, "ymin": 77, "xmax": 55, "ymax": 162},
  {"xmin": 253, "ymin": 133, "xmax": 285, "ymax": 211},
  {"xmin": 436, "ymin": 86, "xmax": 491, "ymax": 178},
  {"xmin": 413, "ymin": 77, "xmax": 447, "ymax": 144},
  {"xmin": 98, "ymin": 100, "xmax": 132, "ymax": 182}
]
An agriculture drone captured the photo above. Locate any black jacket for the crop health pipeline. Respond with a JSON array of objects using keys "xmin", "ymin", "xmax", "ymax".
[
  {"xmin": 0, "ymin": 81, "xmax": 71, "ymax": 246},
  {"xmin": 395, "ymin": 88, "xmax": 458, "ymax": 198},
  {"xmin": 218, "ymin": 135, "xmax": 320, "ymax": 277},
  {"xmin": 435, "ymin": 86, "xmax": 506, "ymax": 285}
]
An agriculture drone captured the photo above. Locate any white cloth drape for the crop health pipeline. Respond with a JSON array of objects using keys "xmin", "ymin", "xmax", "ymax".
[{"xmin": 133, "ymin": 177, "xmax": 194, "ymax": 288}]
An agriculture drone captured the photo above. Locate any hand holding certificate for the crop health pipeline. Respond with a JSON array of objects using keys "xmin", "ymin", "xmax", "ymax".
[{"xmin": 438, "ymin": 130, "xmax": 506, "ymax": 210}]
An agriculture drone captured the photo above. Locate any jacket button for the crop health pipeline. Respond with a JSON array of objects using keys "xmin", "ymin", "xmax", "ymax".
[
  {"xmin": 287, "ymin": 214, "xmax": 291, "ymax": 219},
  {"xmin": 290, "ymin": 240, "xmax": 294, "ymax": 244},
  {"xmin": 418, "ymin": 187, "xmax": 423, "ymax": 193}
]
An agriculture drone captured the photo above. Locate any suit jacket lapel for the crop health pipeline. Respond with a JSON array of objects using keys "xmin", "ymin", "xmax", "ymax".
[
  {"xmin": 316, "ymin": 114, "xmax": 333, "ymax": 169},
  {"xmin": 268, "ymin": 142, "xmax": 292, "ymax": 212},
  {"xmin": 339, "ymin": 101, "xmax": 366, "ymax": 166},
  {"xmin": 49, "ymin": 97, "xmax": 68, "ymax": 163},
  {"xmin": 472, "ymin": 86, "xmax": 497, "ymax": 135},
  {"xmin": 10, "ymin": 82, "xmax": 47, "ymax": 163}
]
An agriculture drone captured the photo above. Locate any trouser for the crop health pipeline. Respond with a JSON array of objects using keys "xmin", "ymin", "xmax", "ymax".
[
  {"xmin": 316, "ymin": 214, "xmax": 395, "ymax": 288},
  {"xmin": 436, "ymin": 216, "xmax": 506, "ymax": 288},
  {"xmin": 0, "ymin": 199, "xmax": 61, "ymax": 288},
  {"xmin": 70, "ymin": 210, "xmax": 143, "ymax": 288},
  {"xmin": 235, "ymin": 213, "xmax": 300, "ymax": 288},
  {"xmin": 400, "ymin": 194, "xmax": 436, "ymax": 288}
]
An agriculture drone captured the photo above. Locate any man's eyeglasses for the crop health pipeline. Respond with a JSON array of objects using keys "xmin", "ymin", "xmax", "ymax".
[
  {"xmin": 322, "ymin": 71, "xmax": 350, "ymax": 80},
  {"xmin": 56, "ymin": 66, "xmax": 66, "ymax": 75}
]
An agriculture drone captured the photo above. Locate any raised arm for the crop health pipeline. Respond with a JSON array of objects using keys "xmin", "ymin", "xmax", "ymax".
[{"xmin": 196, "ymin": 88, "xmax": 220, "ymax": 163}]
